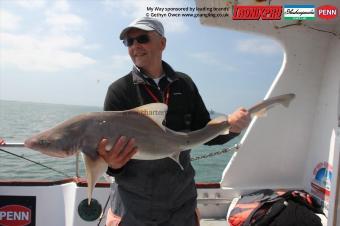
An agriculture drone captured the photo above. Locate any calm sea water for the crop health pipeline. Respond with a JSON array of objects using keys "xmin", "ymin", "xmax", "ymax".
[{"xmin": 0, "ymin": 100, "xmax": 240, "ymax": 182}]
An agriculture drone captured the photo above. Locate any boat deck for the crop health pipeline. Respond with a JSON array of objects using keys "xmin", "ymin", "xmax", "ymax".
[{"xmin": 201, "ymin": 219, "xmax": 228, "ymax": 226}]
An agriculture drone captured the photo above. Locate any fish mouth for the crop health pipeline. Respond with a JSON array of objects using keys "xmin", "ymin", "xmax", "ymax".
[
  {"xmin": 24, "ymin": 138, "xmax": 36, "ymax": 149},
  {"xmin": 24, "ymin": 138, "xmax": 78, "ymax": 158},
  {"xmin": 29, "ymin": 147, "xmax": 77, "ymax": 158}
]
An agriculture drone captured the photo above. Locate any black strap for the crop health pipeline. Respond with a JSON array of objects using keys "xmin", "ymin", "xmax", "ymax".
[{"xmin": 135, "ymin": 83, "xmax": 145, "ymax": 106}]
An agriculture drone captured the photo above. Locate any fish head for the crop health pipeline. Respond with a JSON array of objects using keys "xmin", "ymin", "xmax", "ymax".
[{"xmin": 24, "ymin": 120, "xmax": 84, "ymax": 157}]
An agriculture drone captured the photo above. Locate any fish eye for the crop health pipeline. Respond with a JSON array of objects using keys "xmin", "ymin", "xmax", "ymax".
[{"xmin": 38, "ymin": 139, "xmax": 51, "ymax": 146}]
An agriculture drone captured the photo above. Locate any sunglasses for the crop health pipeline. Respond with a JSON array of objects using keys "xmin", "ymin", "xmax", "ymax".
[{"xmin": 123, "ymin": 34, "xmax": 150, "ymax": 47}]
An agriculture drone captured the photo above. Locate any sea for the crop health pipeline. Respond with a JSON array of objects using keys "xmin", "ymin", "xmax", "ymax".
[{"xmin": 0, "ymin": 100, "xmax": 241, "ymax": 182}]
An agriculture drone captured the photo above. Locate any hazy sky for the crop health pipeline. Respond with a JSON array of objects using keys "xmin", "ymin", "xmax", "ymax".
[{"xmin": 0, "ymin": 0, "xmax": 284, "ymax": 114}]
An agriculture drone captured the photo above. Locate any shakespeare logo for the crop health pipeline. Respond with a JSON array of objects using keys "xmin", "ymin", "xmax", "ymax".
[{"xmin": 284, "ymin": 4, "xmax": 315, "ymax": 20}]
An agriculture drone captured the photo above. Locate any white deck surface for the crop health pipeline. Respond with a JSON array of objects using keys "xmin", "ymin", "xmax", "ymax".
[
  {"xmin": 200, "ymin": 219, "xmax": 228, "ymax": 226},
  {"xmin": 200, "ymin": 214, "xmax": 328, "ymax": 226}
]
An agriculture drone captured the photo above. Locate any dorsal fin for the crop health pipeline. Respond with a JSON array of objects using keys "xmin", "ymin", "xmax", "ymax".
[{"xmin": 131, "ymin": 103, "xmax": 168, "ymax": 130}]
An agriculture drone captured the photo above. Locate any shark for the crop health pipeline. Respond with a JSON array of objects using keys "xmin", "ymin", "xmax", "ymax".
[{"xmin": 24, "ymin": 93, "xmax": 295, "ymax": 205}]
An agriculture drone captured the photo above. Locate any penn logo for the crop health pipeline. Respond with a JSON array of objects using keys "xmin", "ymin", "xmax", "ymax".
[
  {"xmin": 0, "ymin": 205, "xmax": 31, "ymax": 226},
  {"xmin": 317, "ymin": 5, "xmax": 338, "ymax": 19}
]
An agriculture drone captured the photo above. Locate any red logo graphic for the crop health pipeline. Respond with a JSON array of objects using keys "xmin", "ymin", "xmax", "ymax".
[
  {"xmin": 0, "ymin": 205, "xmax": 31, "ymax": 226},
  {"xmin": 317, "ymin": 5, "xmax": 338, "ymax": 19},
  {"xmin": 233, "ymin": 5, "xmax": 282, "ymax": 20}
]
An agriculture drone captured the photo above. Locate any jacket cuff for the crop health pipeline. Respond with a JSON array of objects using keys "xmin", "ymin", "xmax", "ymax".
[
  {"xmin": 204, "ymin": 132, "xmax": 240, "ymax": 146},
  {"xmin": 106, "ymin": 166, "xmax": 125, "ymax": 176},
  {"xmin": 228, "ymin": 132, "xmax": 240, "ymax": 139}
]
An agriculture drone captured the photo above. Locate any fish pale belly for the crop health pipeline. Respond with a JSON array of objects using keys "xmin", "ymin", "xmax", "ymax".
[
  {"xmin": 99, "ymin": 113, "xmax": 183, "ymax": 159},
  {"xmin": 131, "ymin": 146, "xmax": 184, "ymax": 170},
  {"xmin": 132, "ymin": 147, "xmax": 181, "ymax": 160},
  {"xmin": 131, "ymin": 133, "xmax": 182, "ymax": 160},
  {"xmin": 129, "ymin": 131, "xmax": 184, "ymax": 161}
]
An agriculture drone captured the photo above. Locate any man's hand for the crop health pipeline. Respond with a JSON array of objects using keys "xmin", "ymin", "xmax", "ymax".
[
  {"xmin": 97, "ymin": 136, "xmax": 138, "ymax": 169},
  {"xmin": 228, "ymin": 108, "xmax": 251, "ymax": 133}
]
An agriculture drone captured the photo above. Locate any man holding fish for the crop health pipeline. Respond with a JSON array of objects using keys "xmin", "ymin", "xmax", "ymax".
[{"xmin": 99, "ymin": 17, "xmax": 251, "ymax": 226}]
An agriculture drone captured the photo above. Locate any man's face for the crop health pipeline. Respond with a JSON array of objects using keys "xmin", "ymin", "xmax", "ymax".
[{"xmin": 125, "ymin": 29, "xmax": 166, "ymax": 72}]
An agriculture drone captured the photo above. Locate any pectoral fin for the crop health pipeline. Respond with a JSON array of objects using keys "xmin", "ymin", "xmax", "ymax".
[{"xmin": 82, "ymin": 154, "xmax": 108, "ymax": 205}]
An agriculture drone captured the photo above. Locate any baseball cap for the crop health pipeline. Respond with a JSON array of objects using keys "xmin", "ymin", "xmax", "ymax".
[{"xmin": 119, "ymin": 17, "xmax": 164, "ymax": 40}]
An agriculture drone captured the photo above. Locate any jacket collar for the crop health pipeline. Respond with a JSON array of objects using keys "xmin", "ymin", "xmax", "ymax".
[{"xmin": 131, "ymin": 61, "xmax": 178, "ymax": 85}]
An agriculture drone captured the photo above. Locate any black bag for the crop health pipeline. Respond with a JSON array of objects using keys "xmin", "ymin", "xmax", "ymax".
[{"xmin": 228, "ymin": 189, "xmax": 324, "ymax": 226}]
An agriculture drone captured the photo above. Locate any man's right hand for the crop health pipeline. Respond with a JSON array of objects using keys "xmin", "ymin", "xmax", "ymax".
[{"xmin": 97, "ymin": 136, "xmax": 138, "ymax": 169}]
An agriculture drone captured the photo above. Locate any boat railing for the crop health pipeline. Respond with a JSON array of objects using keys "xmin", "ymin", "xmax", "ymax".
[
  {"xmin": 0, "ymin": 142, "xmax": 81, "ymax": 179},
  {"xmin": 0, "ymin": 142, "xmax": 241, "ymax": 181}
]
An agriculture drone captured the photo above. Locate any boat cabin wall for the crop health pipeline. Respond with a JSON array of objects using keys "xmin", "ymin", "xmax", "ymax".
[
  {"xmin": 195, "ymin": 2, "xmax": 340, "ymax": 223},
  {"xmin": 220, "ymin": 26, "xmax": 329, "ymax": 187},
  {"xmin": 303, "ymin": 30, "xmax": 340, "ymax": 223}
]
